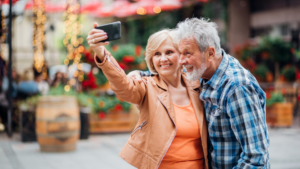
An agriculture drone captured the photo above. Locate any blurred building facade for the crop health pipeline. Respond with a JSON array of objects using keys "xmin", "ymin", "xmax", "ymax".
[
  {"xmin": 228, "ymin": 0, "xmax": 300, "ymax": 53},
  {"xmin": 3, "ymin": 0, "xmax": 300, "ymax": 73},
  {"xmin": 2, "ymin": 0, "xmax": 112, "ymax": 74}
]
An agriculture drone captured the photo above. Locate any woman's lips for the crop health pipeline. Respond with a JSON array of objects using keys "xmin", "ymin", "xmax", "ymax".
[{"xmin": 160, "ymin": 64, "xmax": 172, "ymax": 69}]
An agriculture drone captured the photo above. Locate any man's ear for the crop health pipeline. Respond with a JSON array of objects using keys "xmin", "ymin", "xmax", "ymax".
[{"xmin": 207, "ymin": 47, "xmax": 215, "ymax": 61}]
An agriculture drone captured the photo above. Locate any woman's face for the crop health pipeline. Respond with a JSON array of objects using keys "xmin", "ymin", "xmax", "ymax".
[{"xmin": 152, "ymin": 38, "xmax": 181, "ymax": 78}]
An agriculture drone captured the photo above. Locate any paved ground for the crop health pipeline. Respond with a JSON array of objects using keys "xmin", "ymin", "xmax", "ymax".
[{"xmin": 0, "ymin": 127, "xmax": 300, "ymax": 169}]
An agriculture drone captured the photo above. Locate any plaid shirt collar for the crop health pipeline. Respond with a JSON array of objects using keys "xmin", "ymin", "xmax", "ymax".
[{"xmin": 201, "ymin": 50, "xmax": 229, "ymax": 90}]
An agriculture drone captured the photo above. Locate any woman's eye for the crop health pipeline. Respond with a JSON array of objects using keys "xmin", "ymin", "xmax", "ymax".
[
  {"xmin": 154, "ymin": 52, "xmax": 160, "ymax": 56},
  {"xmin": 166, "ymin": 50, "xmax": 173, "ymax": 54}
]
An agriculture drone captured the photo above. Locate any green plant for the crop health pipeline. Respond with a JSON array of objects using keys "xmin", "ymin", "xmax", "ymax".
[
  {"xmin": 255, "ymin": 37, "xmax": 293, "ymax": 63},
  {"xmin": 19, "ymin": 95, "xmax": 41, "ymax": 111},
  {"xmin": 93, "ymin": 96, "xmax": 131, "ymax": 113},
  {"xmin": 281, "ymin": 65, "xmax": 296, "ymax": 82},
  {"xmin": 234, "ymin": 43, "xmax": 254, "ymax": 61},
  {"xmin": 47, "ymin": 85, "xmax": 77, "ymax": 96},
  {"xmin": 254, "ymin": 64, "xmax": 269, "ymax": 79},
  {"xmin": 266, "ymin": 92, "xmax": 285, "ymax": 107},
  {"xmin": 77, "ymin": 92, "xmax": 96, "ymax": 112}
]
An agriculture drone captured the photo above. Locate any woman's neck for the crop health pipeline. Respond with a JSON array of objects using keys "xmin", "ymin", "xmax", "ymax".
[{"xmin": 160, "ymin": 70, "xmax": 183, "ymax": 88}]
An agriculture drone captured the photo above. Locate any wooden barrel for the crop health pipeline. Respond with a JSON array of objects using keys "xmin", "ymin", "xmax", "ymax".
[{"xmin": 36, "ymin": 96, "xmax": 80, "ymax": 152}]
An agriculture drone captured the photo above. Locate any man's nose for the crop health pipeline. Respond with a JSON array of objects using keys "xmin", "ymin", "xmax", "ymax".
[{"xmin": 179, "ymin": 58, "xmax": 187, "ymax": 65}]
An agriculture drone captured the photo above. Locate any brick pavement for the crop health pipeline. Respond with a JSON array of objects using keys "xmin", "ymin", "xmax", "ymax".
[{"xmin": 0, "ymin": 127, "xmax": 300, "ymax": 169}]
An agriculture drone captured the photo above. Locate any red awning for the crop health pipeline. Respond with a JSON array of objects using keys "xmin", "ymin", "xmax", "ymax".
[
  {"xmin": 2, "ymin": 0, "xmax": 19, "ymax": 4},
  {"xmin": 92, "ymin": 0, "xmax": 182, "ymax": 18},
  {"xmin": 24, "ymin": 0, "xmax": 207, "ymax": 17},
  {"xmin": 80, "ymin": 1, "xmax": 102, "ymax": 13},
  {"xmin": 25, "ymin": 0, "xmax": 66, "ymax": 13}
]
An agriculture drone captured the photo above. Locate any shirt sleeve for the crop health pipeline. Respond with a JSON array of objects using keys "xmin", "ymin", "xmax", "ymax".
[
  {"xmin": 139, "ymin": 71, "xmax": 152, "ymax": 77},
  {"xmin": 226, "ymin": 85, "xmax": 269, "ymax": 169}
]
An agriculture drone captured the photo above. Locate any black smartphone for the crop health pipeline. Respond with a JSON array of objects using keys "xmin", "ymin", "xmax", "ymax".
[{"xmin": 95, "ymin": 21, "xmax": 121, "ymax": 42}]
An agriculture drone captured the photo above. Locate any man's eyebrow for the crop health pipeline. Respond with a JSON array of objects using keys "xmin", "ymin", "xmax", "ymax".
[{"xmin": 182, "ymin": 47, "xmax": 191, "ymax": 51}]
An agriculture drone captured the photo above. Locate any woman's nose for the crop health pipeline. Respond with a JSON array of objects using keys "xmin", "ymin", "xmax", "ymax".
[{"xmin": 160, "ymin": 54, "xmax": 168, "ymax": 61}]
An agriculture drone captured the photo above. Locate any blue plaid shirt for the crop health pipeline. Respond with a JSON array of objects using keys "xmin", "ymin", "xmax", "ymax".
[
  {"xmin": 201, "ymin": 50, "xmax": 270, "ymax": 169},
  {"xmin": 140, "ymin": 50, "xmax": 270, "ymax": 169}
]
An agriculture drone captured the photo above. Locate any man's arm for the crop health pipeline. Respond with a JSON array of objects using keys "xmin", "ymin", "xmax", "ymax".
[
  {"xmin": 139, "ymin": 71, "xmax": 152, "ymax": 77},
  {"xmin": 127, "ymin": 70, "xmax": 152, "ymax": 83},
  {"xmin": 226, "ymin": 85, "xmax": 269, "ymax": 169}
]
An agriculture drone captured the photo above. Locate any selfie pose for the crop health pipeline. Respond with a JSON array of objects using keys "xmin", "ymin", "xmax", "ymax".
[
  {"xmin": 87, "ymin": 22, "xmax": 208, "ymax": 169},
  {"xmin": 131, "ymin": 18, "xmax": 270, "ymax": 169}
]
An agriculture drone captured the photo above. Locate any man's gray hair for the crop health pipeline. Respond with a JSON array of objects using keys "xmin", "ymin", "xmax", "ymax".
[{"xmin": 174, "ymin": 18, "xmax": 222, "ymax": 55}]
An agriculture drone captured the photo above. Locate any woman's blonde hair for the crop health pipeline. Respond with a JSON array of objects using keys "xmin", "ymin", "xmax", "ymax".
[{"xmin": 145, "ymin": 29, "xmax": 178, "ymax": 74}]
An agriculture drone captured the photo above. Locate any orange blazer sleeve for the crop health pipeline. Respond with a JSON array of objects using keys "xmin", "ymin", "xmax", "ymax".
[{"xmin": 94, "ymin": 53, "xmax": 147, "ymax": 106}]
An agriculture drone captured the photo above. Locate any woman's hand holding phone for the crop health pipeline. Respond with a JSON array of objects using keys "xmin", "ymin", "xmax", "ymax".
[{"xmin": 86, "ymin": 22, "xmax": 109, "ymax": 61}]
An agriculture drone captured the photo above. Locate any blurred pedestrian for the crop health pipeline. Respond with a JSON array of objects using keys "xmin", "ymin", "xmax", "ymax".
[
  {"xmin": 50, "ymin": 71, "xmax": 64, "ymax": 87},
  {"xmin": 33, "ymin": 68, "xmax": 49, "ymax": 95},
  {"xmin": 2, "ymin": 68, "xmax": 18, "ymax": 99},
  {"xmin": 18, "ymin": 69, "xmax": 39, "ymax": 98},
  {"xmin": 0, "ymin": 60, "xmax": 18, "ymax": 133}
]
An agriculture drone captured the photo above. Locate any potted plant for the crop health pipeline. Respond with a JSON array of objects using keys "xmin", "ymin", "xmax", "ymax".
[
  {"xmin": 281, "ymin": 65, "xmax": 296, "ymax": 82},
  {"xmin": 266, "ymin": 92, "xmax": 293, "ymax": 127},
  {"xmin": 254, "ymin": 64, "xmax": 269, "ymax": 82},
  {"xmin": 19, "ymin": 95, "xmax": 40, "ymax": 142},
  {"xmin": 77, "ymin": 92, "xmax": 94, "ymax": 139},
  {"xmin": 89, "ymin": 95, "xmax": 135, "ymax": 133}
]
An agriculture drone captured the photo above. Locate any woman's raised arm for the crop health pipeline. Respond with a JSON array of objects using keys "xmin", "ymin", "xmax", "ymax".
[{"xmin": 87, "ymin": 23, "xmax": 147, "ymax": 105}]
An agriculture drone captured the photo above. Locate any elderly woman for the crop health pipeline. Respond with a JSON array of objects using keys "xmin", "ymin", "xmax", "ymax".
[{"xmin": 87, "ymin": 22, "xmax": 208, "ymax": 169}]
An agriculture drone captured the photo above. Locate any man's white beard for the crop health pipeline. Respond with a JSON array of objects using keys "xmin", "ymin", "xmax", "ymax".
[
  {"xmin": 185, "ymin": 54, "xmax": 207, "ymax": 81},
  {"xmin": 186, "ymin": 63, "xmax": 207, "ymax": 81}
]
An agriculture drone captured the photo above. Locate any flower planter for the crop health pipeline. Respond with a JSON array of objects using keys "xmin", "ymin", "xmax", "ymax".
[
  {"xmin": 36, "ymin": 96, "xmax": 80, "ymax": 152},
  {"xmin": 79, "ymin": 107, "xmax": 90, "ymax": 140},
  {"xmin": 89, "ymin": 105, "xmax": 139, "ymax": 133},
  {"xmin": 266, "ymin": 103, "xmax": 293, "ymax": 127},
  {"xmin": 19, "ymin": 109, "xmax": 37, "ymax": 142}
]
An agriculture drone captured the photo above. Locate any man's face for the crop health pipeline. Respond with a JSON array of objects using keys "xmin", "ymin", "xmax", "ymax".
[{"xmin": 178, "ymin": 37, "xmax": 207, "ymax": 81}]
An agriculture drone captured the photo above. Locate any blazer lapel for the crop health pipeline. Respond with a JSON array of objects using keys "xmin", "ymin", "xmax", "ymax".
[
  {"xmin": 153, "ymin": 75, "xmax": 176, "ymax": 124},
  {"xmin": 182, "ymin": 75, "xmax": 208, "ymax": 158}
]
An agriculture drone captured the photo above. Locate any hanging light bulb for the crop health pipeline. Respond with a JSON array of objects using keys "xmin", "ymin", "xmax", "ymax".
[{"xmin": 153, "ymin": 6, "xmax": 161, "ymax": 14}]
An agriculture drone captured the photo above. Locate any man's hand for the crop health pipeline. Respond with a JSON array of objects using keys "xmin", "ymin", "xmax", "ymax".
[{"xmin": 127, "ymin": 71, "xmax": 142, "ymax": 83}]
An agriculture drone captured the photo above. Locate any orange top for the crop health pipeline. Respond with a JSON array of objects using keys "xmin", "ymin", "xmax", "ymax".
[{"xmin": 159, "ymin": 101, "xmax": 204, "ymax": 169}]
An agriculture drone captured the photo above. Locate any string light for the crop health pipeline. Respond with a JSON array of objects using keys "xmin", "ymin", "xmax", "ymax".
[
  {"xmin": 73, "ymin": 70, "xmax": 78, "ymax": 77},
  {"xmin": 137, "ymin": 7, "xmax": 146, "ymax": 15},
  {"xmin": 153, "ymin": 6, "xmax": 161, "ymax": 14},
  {"xmin": 64, "ymin": 85, "xmax": 70, "ymax": 92},
  {"xmin": 33, "ymin": 0, "xmax": 46, "ymax": 73},
  {"xmin": 63, "ymin": 0, "xmax": 82, "ymax": 88},
  {"xmin": 0, "ymin": 11, "xmax": 6, "ymax": 58}
]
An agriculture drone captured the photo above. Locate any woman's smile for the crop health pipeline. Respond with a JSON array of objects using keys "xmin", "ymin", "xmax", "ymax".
[{"xmin": 160, "ymin": 63, "xmax": 173, "ymax": 69}]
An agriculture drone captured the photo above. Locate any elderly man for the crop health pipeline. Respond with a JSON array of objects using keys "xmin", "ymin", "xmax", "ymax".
[{"xmin": 129, "ymin": 18, "xmax": 270, "ymax": 169}]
